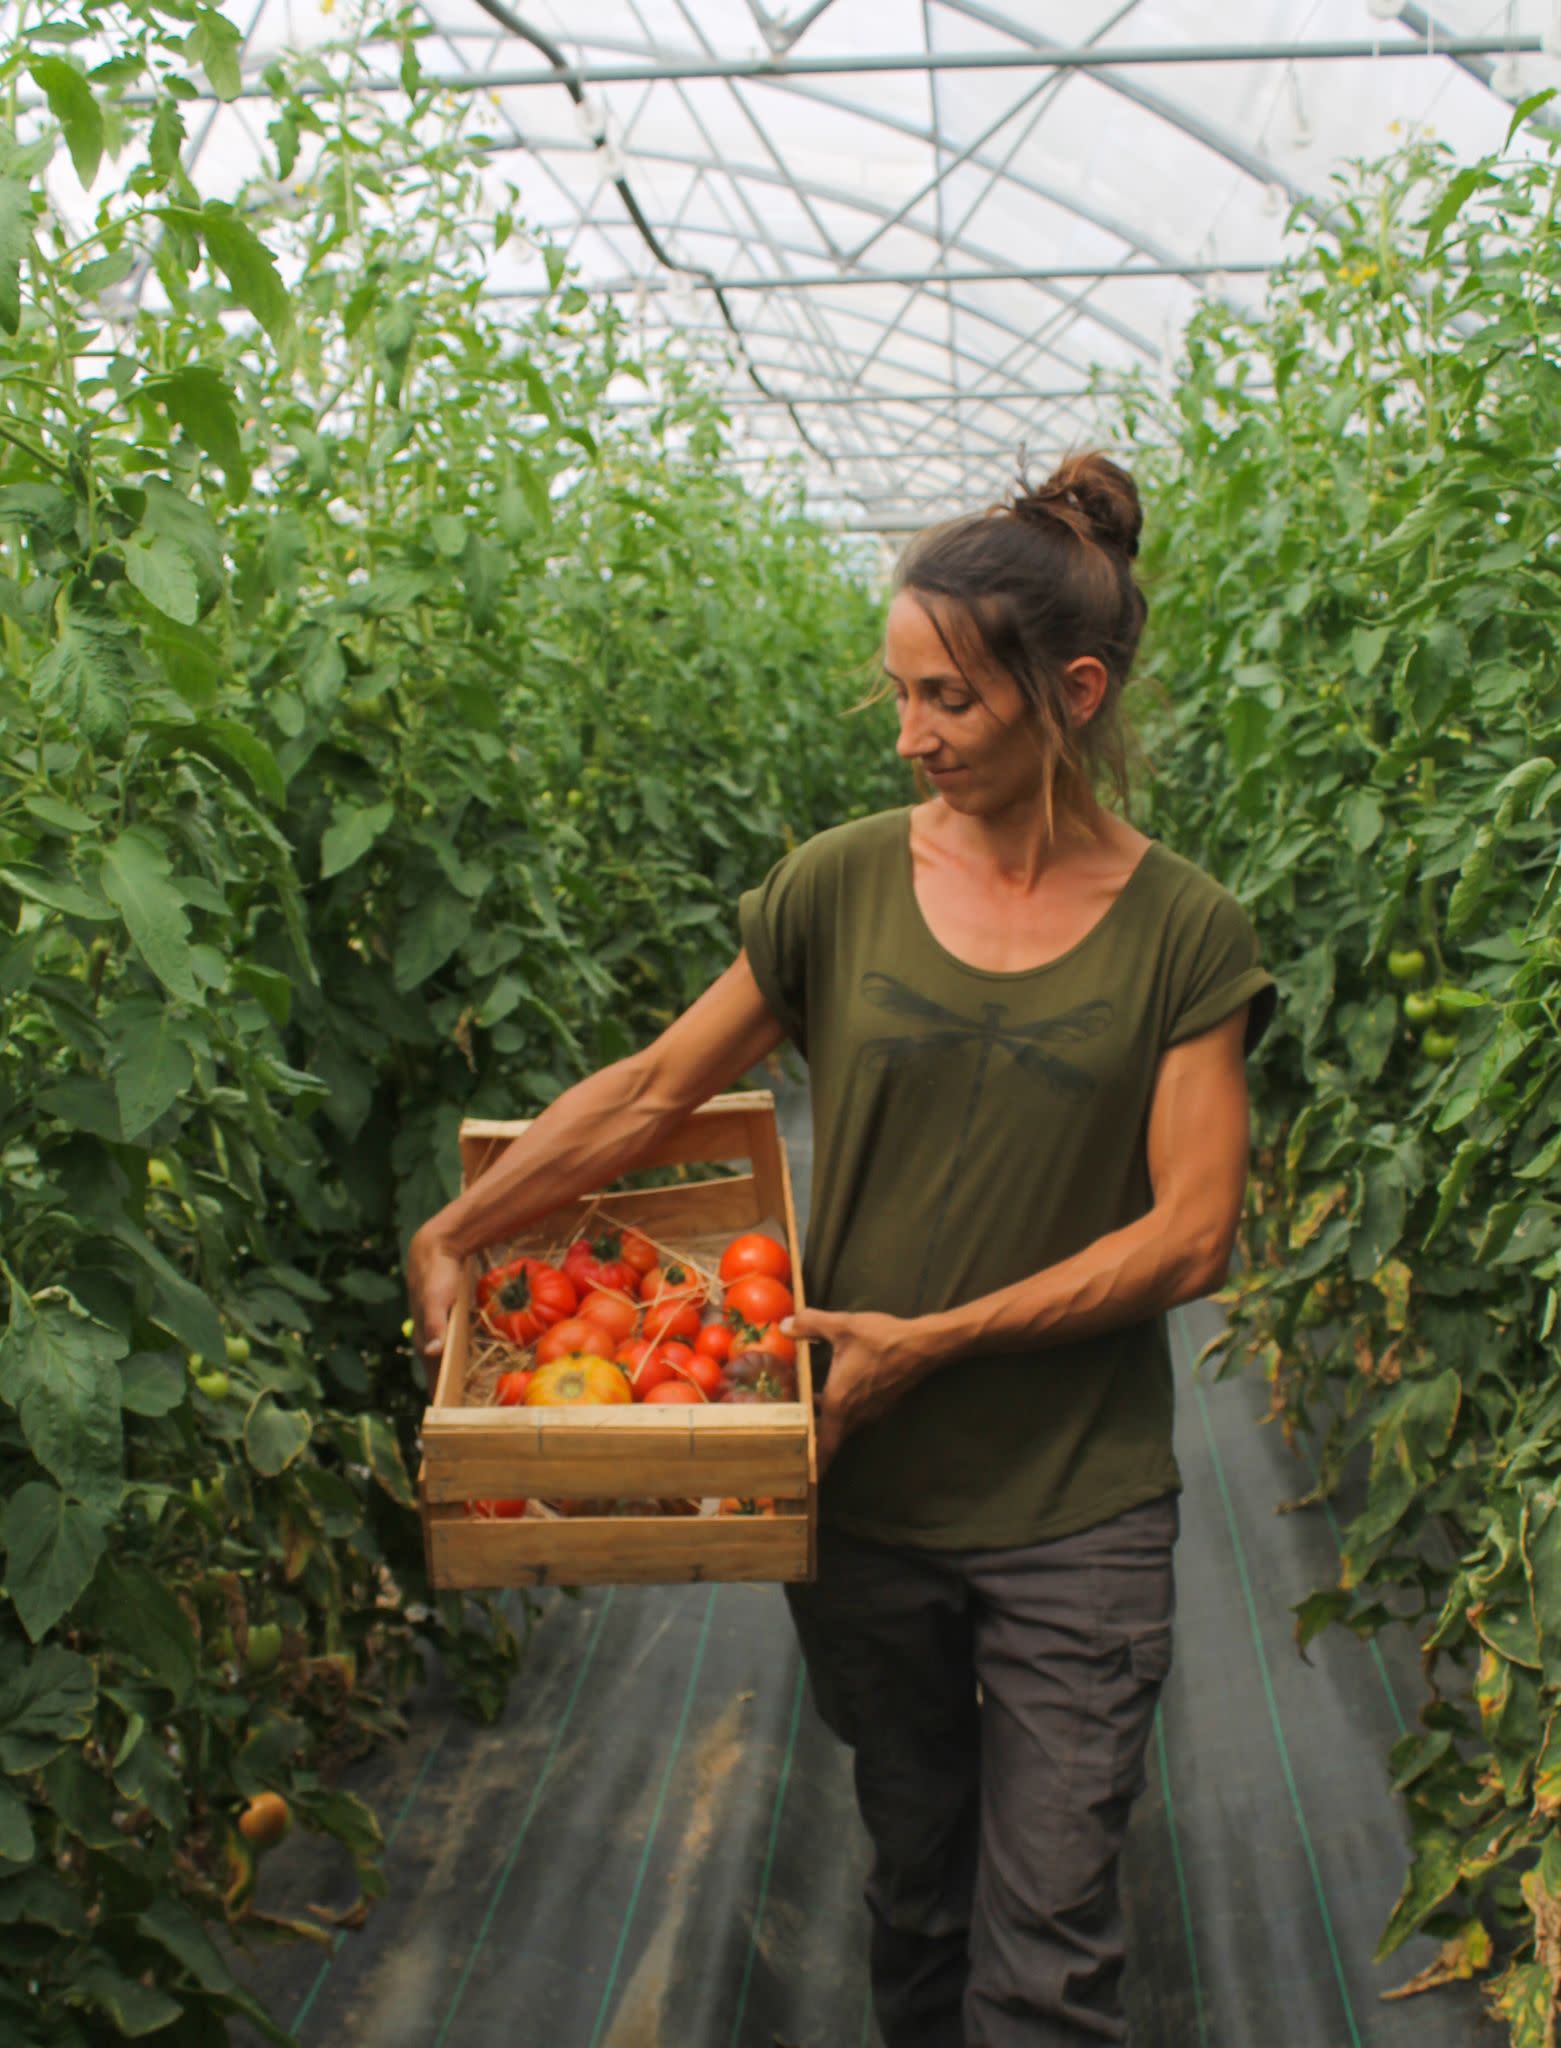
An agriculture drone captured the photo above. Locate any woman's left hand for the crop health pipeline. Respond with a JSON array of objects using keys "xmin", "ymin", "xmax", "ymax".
[{"xmin": 782, "ymin": 1308, "xmax": 934, "ymax": 1478}]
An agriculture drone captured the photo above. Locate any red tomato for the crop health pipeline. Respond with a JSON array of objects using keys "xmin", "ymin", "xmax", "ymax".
[
  {"xmin": 468, "ymin": 1498, "xmax": 529, "ymax": 1518},
  {"xmin": 640, "ymin": 1261, "xmax": 706, "ymax": 1311},
  {"xmin": 562, "ymin": 1232, "xmax": 638, "ymax": 1296},
  {"xmin": 675, "ymin": 1352, "xmax": 727, "ymax": 1400},
  {"xmin": 718, "ymin": 1232, "xmax": 792, "ymax": 1287},
  {"xmin": 628, "ymin": 1349, "xmax": 680, "ymax": 1397},
  {"xmin": 575, "ymin": 1289, "xmax": 638, "ymax": 1343},
  {"xmin": 738, "ymin": 1320, "xmax": 797, "ymax": 1366},
  {"xmin": 694, "ymin": 1323, "xmax": 733, "ymax": 1365},
  {"xmin": 643, "ymin": 1380, "xmax": 704, "ymax": 1405},
  {"xmin": 643, "ymin": 1298, "xmax": 701, "ymax": 1344},
  {"xmin": 495, "ymin": 1368, "xmax": 534, "ymax": 1407},
  {"xmin": 723, "ymin": 1274, "xmax": 794, "ymax": 1331},
  {"xmin": 479, "ymin": 1260, "xmax": 577, "ymax": 1346},
  {"xmin": 535, "ymin": 1316, "xmax": 620, "ymax": 1366},
  {"xmin": 619, "ymin": 1230, "xmax": 658, "ymax": 1275}
]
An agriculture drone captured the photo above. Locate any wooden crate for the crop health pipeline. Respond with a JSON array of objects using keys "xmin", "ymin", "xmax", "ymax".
[{"xmin": 418, "ymin": 1091, "xmax": 816, "ymax": 1588}]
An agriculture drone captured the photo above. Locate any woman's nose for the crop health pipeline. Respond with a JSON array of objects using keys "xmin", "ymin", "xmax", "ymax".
[{"xmin": 895, "ymin": 699, "xmax": 934, "ymax": 757}]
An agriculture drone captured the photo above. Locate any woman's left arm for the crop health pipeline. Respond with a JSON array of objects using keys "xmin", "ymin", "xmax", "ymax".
[{"xmin": 793, "ymin": 1005, "xmax": 1254, "ymax": 1474}]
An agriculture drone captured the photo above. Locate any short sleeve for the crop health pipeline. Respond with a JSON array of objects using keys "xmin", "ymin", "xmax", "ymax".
[
  {"xmin": 1163, "ymin": 887, "xmax": 1277, "ymax": 1057},
  {"xmin": 738, "ymin": 846, "xmax": 813, "ymax": 1054}
]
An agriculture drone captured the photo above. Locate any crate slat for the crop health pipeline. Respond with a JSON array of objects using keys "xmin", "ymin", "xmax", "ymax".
[
  {"xmin": 421, "ymin": 1402, "xmax": 810, "ymax": 1500},
  {"xmin": 424, "ymin": 1506, "xmax": 811, "ymax": 1587}
]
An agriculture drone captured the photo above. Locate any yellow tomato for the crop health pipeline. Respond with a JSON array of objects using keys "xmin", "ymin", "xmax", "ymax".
[{"xmin": 524, "ymin": 1356, "xmax": 631, "ymax": 1406}]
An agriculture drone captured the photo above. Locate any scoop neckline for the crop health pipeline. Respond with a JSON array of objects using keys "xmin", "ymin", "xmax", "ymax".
[{"xmin": 898, "ymin": 804, "xmax": 1164, "ymax": 982}]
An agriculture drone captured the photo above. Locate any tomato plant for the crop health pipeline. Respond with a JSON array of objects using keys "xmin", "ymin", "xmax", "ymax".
[{"xmin": 1124, "ymin": 125, "xmax": 1561, "ymax": 2041}]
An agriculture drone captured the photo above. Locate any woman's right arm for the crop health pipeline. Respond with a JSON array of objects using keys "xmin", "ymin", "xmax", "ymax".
[{"xmin": 407, "ymin": 951, "xmax": 786, "ymax": 1386}]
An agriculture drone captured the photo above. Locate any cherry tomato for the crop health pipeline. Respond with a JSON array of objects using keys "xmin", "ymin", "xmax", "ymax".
[
  {"xmin": 694, "ymin": 1323, "xmax": 733, "ymax": 1365},
  {"xmin": 575, "ymin": 1289, "xmax": 639, "ymax": 1343},
  {"xmin": 619, "ymin": 1230, "xmax": 658, "ymax": 1275},
  {"xmin": 674, "ymin": 1353, "xmax": 727, "ymax": 1400},
  {"xmin": 724, "ymin": 1274, "xmax": 794, "ymax": 1330},
  {"xmin": 479, "ymin": 1259, "xmax": 577, "ymax": 1346},
  {"xmin": 495, "ymin": 1368, "xmax": 534, "ymax": 1406},
  {"xmin": 643, "ymin": 1298, "xmax": 701, "ymax": 1344},
  {"xmin": 718, "ymin": 1232, "xmax": 792, "ymax": 1287},
  {"xmin": 535, "ymin": 1316, "xmax": 620, "ymax": 1365},
  {"xmin": 643, "ymin": 1380, "xmax": 704, "ymax": 1405},
  {"xmin": 628, "ymin": 1351, "xmax": 680, "ymax": 1397}
]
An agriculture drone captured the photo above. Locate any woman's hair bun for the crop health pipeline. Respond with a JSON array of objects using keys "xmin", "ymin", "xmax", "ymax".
[{"xmin": 1011, "ymin": 450, "xmax": 1142, "ymax": 560}]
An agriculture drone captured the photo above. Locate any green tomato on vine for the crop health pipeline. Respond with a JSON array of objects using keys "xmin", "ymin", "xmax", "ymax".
[
  {"xmin": 1387, "ymin": 947, "xmax": 1427, "ymax": 983},
  {"xmin": 1403, "ymin": 991, "xmax": 1438, "ymax": 1025},
  {"xmin": 1421, "ymin": 1029, "xmax": 1459, "ymax": 1064}
]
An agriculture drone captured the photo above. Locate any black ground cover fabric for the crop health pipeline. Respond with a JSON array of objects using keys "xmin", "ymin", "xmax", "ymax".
[{"xmin": 233, "ymin": 1075, "xmax": 1500, "ymax": 2047}]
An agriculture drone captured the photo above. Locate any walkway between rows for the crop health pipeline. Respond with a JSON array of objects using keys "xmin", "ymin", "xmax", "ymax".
[{"xmin": 235, "ymin": 1076, "xmax": 1498, "ymax": 2047}]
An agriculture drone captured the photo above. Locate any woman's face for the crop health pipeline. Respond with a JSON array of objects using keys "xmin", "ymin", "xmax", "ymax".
[{"xmin": 883, "ymin": 588, "xmax": 1103, "ymax": 818}]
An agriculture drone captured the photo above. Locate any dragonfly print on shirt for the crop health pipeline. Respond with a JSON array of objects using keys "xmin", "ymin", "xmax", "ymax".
[{"xmin": 857, "ymin": 972, "xmax": 1115, "ymax": 1312}]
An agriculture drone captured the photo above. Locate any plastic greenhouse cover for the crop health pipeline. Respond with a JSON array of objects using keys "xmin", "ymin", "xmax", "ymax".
[{"xmin": 24, "ymin": 0, "xmax": 1561, "ymax": 533}]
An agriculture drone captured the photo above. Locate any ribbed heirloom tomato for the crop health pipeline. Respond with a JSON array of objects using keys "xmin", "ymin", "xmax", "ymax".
[
  {"xmin": 479, "ymin": 1259, "xmax": 577, "ymax": 1345},
  {"xmin": 524, "ymin": 1356, "xmax": 632, "ymax": 1405},
  {"xmin": 718, "ymin": 1232, "xmax": 792, "ymax": 1287},
  {"xmin": 562, "ymin": 1232, "xmax": 638, "ymax": 1296}
]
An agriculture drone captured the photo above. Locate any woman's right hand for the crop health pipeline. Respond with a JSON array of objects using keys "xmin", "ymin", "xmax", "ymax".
[{"xmin": 408, "ymin": 1224, "xmax": 465, "ymax": 1395}]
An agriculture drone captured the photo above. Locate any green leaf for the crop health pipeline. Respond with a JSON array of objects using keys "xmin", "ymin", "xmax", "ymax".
[
  {"xmin": 0, "ymin": 1298, "xmax": 125, "ymax": 1514},
  {"xmin": 187, "ymin": 6, "xmax": 243, "ymax": 100},
  {"xmin": 191, "ymin": 718, "xmax": 287, "ymax": 805},
  {"xmin": 110, "ymin": 1221, "xmax": 226, "ymax": 1362},
  {"xmin": 79, "ymin": 1558, "xmax": 198, "ymax": 1706},
  {"xmin": 124, "ymin": 532, "xmax": 200, "ymax": 624},
  {"xmin": 73, "ymin": 1961, "xmax": 183, "ymax": 2038},
  {"xmin": 244, "ymin": 1390, "xmax": 312, "ymax": 1475},
  {"xmin": 2, "ymin": 1485, "xmax": 107, "ymax": 1642},
  {"xmin": 106, "ymin": 996, "xmax": 196, "ymax": 1138},
  {"xmin": 1374, "ymin": 1827, "xmax": 1463, "ymax": 1958},
  {"xmin": 0, "ymin": 1646, "xmax": 95, "ymax": 1772},
  {"xmin": 1421, "ymin": 164, "xmax": 1490, "ymax": 254},
  {"xmin": 28, "ymin": 58, "xmax": 104, "ymax": 187},
  {"xmin": 31, "ymin": 602, "xmax": 132, "ymax": 745},
  {"xmin": 118, "ymin": 1350, "xmax": 187, "ymax": 1417},
  {"xmin": 320, "ymin": 797, "xmax": 394, "ymax": 879},
  {"xmin": 0, "ymin": 177, "xmax": 36, "ymax": 337},
  {"xmin": 358, "ymin": 1413, "xmax": 415, "ymax": 1507},
  {"xmin": 0, "ymin": 1865, "xmax": 88, "ymax": 1934},
  {"xmin": 0, "ymin": 1783, "xmax": 33, "ymax": 1863},
  {"xmin": 138, "ymin": 1896, "xmax": 296, "ymax": 2045},
  {"xmin": 100, "ymin": 827, "xmax": 199, "ymax": 1001},
  {"xmin": 393, "ymin": 890, "xmax": 472, "ymax": 990},
  {"xmin": 139, "ymin": 481, "xmax": 229, "ymax": 616},
  {"xmin": 0, "ymin": 864, "xmax": 115, "ymax": 920},
  {"xmin": 1505, "ymin": 88, "xmax": 1557, "ymax": 149},
  {"xmin": 1339, "ymin": 790, "xmax": 1382, "ymax": 853},
  {"xmin": 164, "ymin": 203, "xmax": 292, "ymax": 345}
]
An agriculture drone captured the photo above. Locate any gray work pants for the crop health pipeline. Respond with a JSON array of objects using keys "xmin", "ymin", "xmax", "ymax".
[{"xmin": 785, "ymin": 1492, "xmax": 1179, "ymax": 2048}]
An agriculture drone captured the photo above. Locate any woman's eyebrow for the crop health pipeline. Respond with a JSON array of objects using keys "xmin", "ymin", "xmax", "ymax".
[{"xmin": 881, "ymin": 664, "xmax": 969, "ymax": 688}]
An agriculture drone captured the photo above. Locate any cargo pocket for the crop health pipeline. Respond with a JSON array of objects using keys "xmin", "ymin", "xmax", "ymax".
[{"xmin": 1110, "ymin": 1624, "xmax": 1174, "ymax": 1801}]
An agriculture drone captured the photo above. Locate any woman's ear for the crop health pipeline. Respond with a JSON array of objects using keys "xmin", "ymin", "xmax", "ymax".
[{"xmin": 1063, "ymin": 654, "xmax": 1109, "ymax": 727}]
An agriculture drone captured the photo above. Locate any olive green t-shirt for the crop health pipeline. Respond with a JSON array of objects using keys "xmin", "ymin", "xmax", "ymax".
[{"xmin": 737, "ymin": 806, "xmax": 1277, "ymax": 1552}]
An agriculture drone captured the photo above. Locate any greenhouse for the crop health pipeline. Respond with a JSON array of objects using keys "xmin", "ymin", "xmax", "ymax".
[{"xmin": 3, "ymin": 0, "xmax": 1561, "ymax": 2042}]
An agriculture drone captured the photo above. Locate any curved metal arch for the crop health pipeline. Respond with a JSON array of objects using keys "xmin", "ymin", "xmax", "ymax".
[{"xmin": 479, "ymin": 126, "xmax": 1177, "ymax": 372}]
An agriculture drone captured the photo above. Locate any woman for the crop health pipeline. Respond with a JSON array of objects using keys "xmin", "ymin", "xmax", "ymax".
[{"xmin": 409, "ymin": 450, "xmax": 1276, "ymax": 2047}]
